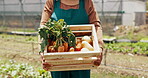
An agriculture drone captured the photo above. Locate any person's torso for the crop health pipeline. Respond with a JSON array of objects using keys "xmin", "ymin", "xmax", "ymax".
[{"xmin": 51, "ymin": 0, "xmax": 89, "ymax": 25}]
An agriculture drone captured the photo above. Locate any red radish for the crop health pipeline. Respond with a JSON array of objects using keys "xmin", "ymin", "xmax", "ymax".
[{"xmin": 75, "ymin": 42, "xmax": 82, "ymax": 51}]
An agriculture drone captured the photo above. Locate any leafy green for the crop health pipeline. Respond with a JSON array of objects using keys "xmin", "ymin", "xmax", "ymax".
[
  {"xmin": 105, "ymin": 42, "xmax": 148, "ymax": 55},
  {"xmin": 38, "ymin": 19, "xmax": 76, "ymax": 52},
  {"xmin": 0, "ymin": 62, "xmax": 51, "ymax": 78}
]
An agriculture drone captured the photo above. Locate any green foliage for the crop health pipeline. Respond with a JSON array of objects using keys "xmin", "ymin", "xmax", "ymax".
[
  {"xmin": 0, "ymin": 26, "xmax": 37, "ymax": 32},
  {"xmin": 0, "ymin": 61, "xmax": 51, "ymax": 78},
  {"xmin": 140, "ymin": 37, "xmax": 148, "ymax": 40},
  {"xmin": 25, "ymin": 37, "xmax": 35, "ymax": 42},
  {"xmin": 105, "ymin": 42, "xmax": 148, "ymax": 55},
  {"xmin": 0, "ymin": 34, "xmax": 38, "ymax": 42},
  {"xmin": 38, "ymin": 19, "xmax": 76, "ymax": 52}
]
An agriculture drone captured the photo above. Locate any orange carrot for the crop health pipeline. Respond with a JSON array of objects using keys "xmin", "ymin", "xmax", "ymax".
[
  {"xmin": 58, "ymin": 46, "xmax": 65, "ymax": 52},
  {"xmin": 63, "ymin": 42, "xmax": 68, "ymax": 52},
  {"xmin": 47, "ymin": 46, "xmax": 56, "ymax": 53},
  {"xmin": 52, "ymin": 41, "xmax": 56, "ymax": 46},
  {"xmin": 50, "ymin": 47, "xmax": 56, "ymax": 53},
  {"xmin": 47, "ymin": 46, "xmax": 52, "ymax": 53}
]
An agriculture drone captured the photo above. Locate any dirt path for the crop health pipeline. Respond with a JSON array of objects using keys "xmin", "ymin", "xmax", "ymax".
[
  {"xmin": 103, "ymin": 52, "xmax": 148, "ymax": 70},
  {"xmin": 100, "ymin": 52, "xmax": 148, "ymax": 77}
]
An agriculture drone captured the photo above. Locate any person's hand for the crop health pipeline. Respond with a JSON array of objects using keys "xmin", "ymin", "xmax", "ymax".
[
  {"xmin": 93, "ymin": 52, "xmax": 103, "ymax": 66},
  {"xmin": 42, "ymin": 62, "xmax": 53, "ymax": 71},
  {"xmin": 40, "ymin": 25, "xmax": 46, "ymax": 28},
  {"xmin": 40, "ymin": 52, "xmax": 53, "ymax": 71},
  {"xmin": 93, "ymin": 47, "xmax": 103, "ymax": 66}
]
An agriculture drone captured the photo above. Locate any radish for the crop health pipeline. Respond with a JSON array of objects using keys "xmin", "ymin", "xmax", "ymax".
[{"xmin": 82, "ymin": 41, "xmax": 94, "ymax": 51}]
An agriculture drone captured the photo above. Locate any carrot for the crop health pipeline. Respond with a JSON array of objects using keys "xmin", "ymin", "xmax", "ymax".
[
  {"xmin": 63, "ymin": 42, "xmax": 68, "ymax": 52},
  {"xmin": 50, "ymin": 47, "xmax": 56, "ymax": 53},
  {"xmin": 52, "ymin": 41, "xmax": 56, "ymax": 46},
  {"xmin": 58, "ymin": 45, "xmax": 65, "ymax": 52},
  {"xmin": 47, "ymin": 46, "xmax": 52, "ymax": 53},
  {"xmin": 47, "ymin": 46, "xmax": 56, "ymax": 53}
]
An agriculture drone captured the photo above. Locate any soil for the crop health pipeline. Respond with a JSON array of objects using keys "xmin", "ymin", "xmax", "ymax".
[{"xmin": 113, "ymin": 24, "xmax": 148, "ymax": 40}]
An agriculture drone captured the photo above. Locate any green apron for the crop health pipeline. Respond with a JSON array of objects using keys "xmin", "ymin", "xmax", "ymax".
[{"xmin": 51, "ymin": 0, "xmax": 90, "ymax": 78}]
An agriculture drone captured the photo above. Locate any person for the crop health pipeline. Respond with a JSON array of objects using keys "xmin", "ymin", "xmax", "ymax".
[{"xmin": 39, "ymin": 0, "xmax": 104, "ymax": 78}]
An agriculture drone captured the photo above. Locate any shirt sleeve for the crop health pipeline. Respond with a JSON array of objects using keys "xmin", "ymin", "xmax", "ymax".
[
  {"xmin": 40, "ymin": 0, "xmax": 54, "ymax": 26},
  {"xmin": 85, "ymin": 0, "xmax": 104, "ymax": 49}
]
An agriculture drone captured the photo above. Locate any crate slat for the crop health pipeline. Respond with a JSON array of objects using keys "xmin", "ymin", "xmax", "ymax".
[
  {"xmin": 92, "ymin": 24, "xmax": 100, "ymax": 51},
  {"xmin": 72, "ymin": 30, "xmax": 92, "ymax": 36},
  {"xmin": 45, "ymin": 57, "xmax": 97, "ymax": 65},
  {"xmin": 69, "ymin": 25, "xmax": 92, "ymax": 31},
  {"xmin": 48, "ymin": 64, "xmax": 97, "ymax": 71},
  {"xmin": 44, "ymin": 51, "xmax": 100, "ymax": 59}
]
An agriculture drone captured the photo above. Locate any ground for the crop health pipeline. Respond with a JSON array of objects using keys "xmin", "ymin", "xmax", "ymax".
[
  {"xmin": 0, "ymin": 34, "xmax": 147, "ymax": 78},
  {"xmin": 113, "ymin": 24, "xmax": 148, "ymax": 41}
]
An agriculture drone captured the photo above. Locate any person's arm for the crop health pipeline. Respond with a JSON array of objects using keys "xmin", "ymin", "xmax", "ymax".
[
  {"xmin": 85, "ymin": 0, "xmax": 104, "ymax": 51},
  {"xmin": 39, "ymin": 0, "xmax": 54, "ymax": 71},
  {"xmin": 85, "ymin": 0, "xmax": 104, "ymax": 66},
  {"xmin": 39, "ymin": 0, "xmax": 54, "ymax": 52},
  {"xmin": 39, "ymin": 0, "xmax": 54, "ymax": 54},
  {"xmin": 40, "ymin": 0, "xmax": 54, "ymax": 26}
]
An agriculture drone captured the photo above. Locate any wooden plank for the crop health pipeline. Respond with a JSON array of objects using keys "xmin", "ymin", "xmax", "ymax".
[
  {"xmin": 72, "ymin": 30, "xmax": 91, "ymax": 34},
  {"xmin": 72, "ymin": 30, "xmax": 92, "ymax": 33},
  {"xmin": 45, "ymin": 57, "xmax": 97, "ymax": 65},
  {"xmin": 92, "ymin": 24, "xmax": 100, "ymax": 51},
  {"xmin": 69, "ymin": 25, "xmax": 92, "ymax": 31},
  {"xmin": 48, "ymin": 64, "xmax": 97, "ymax": 71},
  {"xmin": 73, "ymin": 30, "xmax": 92, "ymax": 37},
  {"xmin": 44, "ymin": 51, "xmax": 100, "ymax": 59}
]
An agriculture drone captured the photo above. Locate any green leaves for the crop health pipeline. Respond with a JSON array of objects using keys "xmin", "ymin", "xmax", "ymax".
[
  {"xmin": 0, "ymin": 62, "xmax": 51, "ymax": 78},
  {"xmin": 38, "ymin": 19, "xmax": 76, "ymax": 52},
  {"xmin": 38, "ymin": 28, "xmax": 48, "ymax": 40},
  {"xmin": 40, "ymin": 40, "xmax": 48, "ymax": 52},
  {"xmin": 105, "ymin": 42, "xmax": 148, "ymax": 55},
  {"xmin": 67, "ymin": 33, "xmax": 76, "ymax": 48}
]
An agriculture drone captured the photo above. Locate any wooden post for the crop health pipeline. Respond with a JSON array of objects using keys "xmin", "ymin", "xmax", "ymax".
[
  {"xmin": 2, "ymin": 0, "xmax": 6, "ymax": 26},
  {"xmin": 104, "ymin": 48, "xmax": 107, "ymax": 66},
  {"xmin": 32, "ymin": 42, "xmax": 34, "ymax": 54}
]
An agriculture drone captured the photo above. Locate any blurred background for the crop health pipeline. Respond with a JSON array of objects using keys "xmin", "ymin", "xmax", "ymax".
[{"xmin": 0, "ymin": 0, "xmax": 148, "ymax": 78}]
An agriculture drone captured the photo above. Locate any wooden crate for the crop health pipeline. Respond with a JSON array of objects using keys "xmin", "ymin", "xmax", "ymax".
[{"xmin": 43, "ymin": 24, "xmax": 101, "ymax": 71}]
